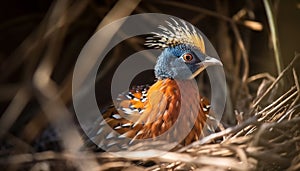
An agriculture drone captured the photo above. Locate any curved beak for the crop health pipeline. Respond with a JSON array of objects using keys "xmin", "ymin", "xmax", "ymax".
[{"xmin": 189, "ymin": 56, "xmax": 223, "ymax": 79}]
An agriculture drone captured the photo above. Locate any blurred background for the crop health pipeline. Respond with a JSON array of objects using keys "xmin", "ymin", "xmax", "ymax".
[{"xmin": 0, "ymin": 0, "xmax": 299, "ymax": 170}]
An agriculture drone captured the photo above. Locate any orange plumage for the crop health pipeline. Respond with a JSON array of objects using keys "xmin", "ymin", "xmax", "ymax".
[{"xmin": 88, "ymin": 79, "xmax": 211, "ymax": 149}]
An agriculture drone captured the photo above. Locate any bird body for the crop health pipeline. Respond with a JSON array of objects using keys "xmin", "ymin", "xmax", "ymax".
[{"xmin": 88, "ymin": 18, "xmax": 222, "ymax": 150}]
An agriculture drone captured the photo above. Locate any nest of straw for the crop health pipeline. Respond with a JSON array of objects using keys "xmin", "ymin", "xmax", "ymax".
[{"xmin": 1, "ymin": 57, "xmax": 299, "ymax": 171}]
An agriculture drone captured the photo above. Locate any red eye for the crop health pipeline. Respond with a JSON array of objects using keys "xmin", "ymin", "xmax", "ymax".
[{"xmin": 183, "ymin": 53, "xmax": 193, "ymax": 62}]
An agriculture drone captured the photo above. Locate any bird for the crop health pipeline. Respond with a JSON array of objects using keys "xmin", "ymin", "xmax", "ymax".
[{"xmin": 87, "ymin": 18, "xmax": 223, "ymax": 151}]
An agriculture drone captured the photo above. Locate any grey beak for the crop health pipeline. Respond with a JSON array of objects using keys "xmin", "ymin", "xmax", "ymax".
[{"xmin": 189, "ymin": 56, "xmax": 223, "ymax": 79}]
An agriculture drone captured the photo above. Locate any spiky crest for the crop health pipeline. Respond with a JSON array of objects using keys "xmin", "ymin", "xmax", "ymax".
[{"xmin": 145, "ymin": 18, "xmax": 206, "ymax": 53}]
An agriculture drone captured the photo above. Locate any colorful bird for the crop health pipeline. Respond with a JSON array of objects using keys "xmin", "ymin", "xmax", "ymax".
[{"xmin": 87, "ymin": 18, "xmax": 222, "ymax": 150}]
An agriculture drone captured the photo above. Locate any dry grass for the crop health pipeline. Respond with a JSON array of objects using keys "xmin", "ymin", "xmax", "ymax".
[{"xmin": 0, "ymin": 0, "xmax": 299, "ymax": 170}]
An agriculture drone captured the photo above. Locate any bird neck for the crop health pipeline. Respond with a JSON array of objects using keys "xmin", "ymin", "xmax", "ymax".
[
  {"xmin": 142, "ymin": 78, "xmax": 200, "ymax": 127},
  {"xmin": 154, "ymin": 50, "xmax": 177, "ymax": 79}
]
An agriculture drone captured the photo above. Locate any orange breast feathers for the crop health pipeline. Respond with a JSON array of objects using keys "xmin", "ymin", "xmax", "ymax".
[{"xmin": 90, "ymin": 79, "xmax": 210, "ymax": 147}]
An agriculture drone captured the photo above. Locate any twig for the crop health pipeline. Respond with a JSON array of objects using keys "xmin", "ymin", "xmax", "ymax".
[
  {"xmin": 0, "ymin": 87, "xmax": 30, "ymax": 138},
  {"xmin": 0, "ymin": 84, "xmax": 21, "ymax": 102},
  {"xmin": 258, "ymin": 91, "xmax": 297, "ymax": 121},
  {"xmin": 290, "ymin": 69, "xmax": 300, "ymax": 108},
  {"xmin": 252, "ymin": 54, "xmax": 300, "ymax": 108},
  {"xmin": 258, "ymin": 86, "xmax": 296, "ymax": 115},
  {"xmin": 277, "ymin": 104, "xmax": 300, "ymax": 123},
  {"xmin": 177, "ymin": 115, "xmax": 259, "ymax": 152},
  {"xmin": 263, "ymin": 0, "xmax": 283, "ymax": 75},
  {"xmin": 153, "ymin": 1, "xmax": 262, "ymax": 31},
  {"xmin": 247, "ymin": 72, "xmax": 276, "ymax": 83},
  {"xmin": 0, "ymin": 150, "xmax": 250, "ymax": 170},
  {"xmin": 96, "ymin": 0, "xmax": 141, "ymax": 30},
  {"xmin": 230, "ymin": 22, "xmax": 249, "ymax": 87}
]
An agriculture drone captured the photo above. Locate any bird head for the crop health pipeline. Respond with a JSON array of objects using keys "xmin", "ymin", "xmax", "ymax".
[{"xmin": 146, "ymin": 18, "xmax": 222, "ymax": 80}]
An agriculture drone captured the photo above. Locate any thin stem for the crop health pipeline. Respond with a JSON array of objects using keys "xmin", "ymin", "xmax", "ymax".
[{"xmin": 263, "ymin": 0, "xmax": 283, "ymax": 75}]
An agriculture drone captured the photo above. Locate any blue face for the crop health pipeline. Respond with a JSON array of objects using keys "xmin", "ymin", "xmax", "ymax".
[{"xmin": 154, "ymin": 44, "xmax": 207, "ymax": 79}]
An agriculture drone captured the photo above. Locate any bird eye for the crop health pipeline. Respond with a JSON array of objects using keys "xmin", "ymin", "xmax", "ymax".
[{"xmin": 183, "ymin": 53, "xmax": 193, "ymax": 62}]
